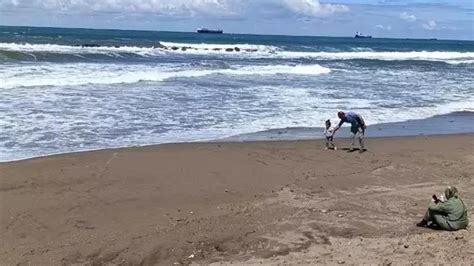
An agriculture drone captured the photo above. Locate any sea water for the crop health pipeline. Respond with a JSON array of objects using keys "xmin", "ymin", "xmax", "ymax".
[{"xmin": 1, "ymin": 26, "xmax": 473, "ymax": 161}]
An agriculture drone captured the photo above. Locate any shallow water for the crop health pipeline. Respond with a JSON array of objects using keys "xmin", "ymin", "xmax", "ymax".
[{"xmin": 1, "ymin": 26, "xmax": 473, "ymax": 161}]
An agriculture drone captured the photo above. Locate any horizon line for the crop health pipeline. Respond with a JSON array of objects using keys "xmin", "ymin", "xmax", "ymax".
[{"xmin": 1, "ymin": 24, "xmax": 473, "ymax": 42}]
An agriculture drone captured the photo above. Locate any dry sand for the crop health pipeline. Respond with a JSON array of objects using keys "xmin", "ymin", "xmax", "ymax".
[{"xmin": 1, "ymin": 134, "xmax": 473, "ymax": 265}]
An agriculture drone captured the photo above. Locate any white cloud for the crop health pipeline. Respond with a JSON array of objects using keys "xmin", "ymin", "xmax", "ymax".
[
  {"xmin": 0, "ymin": 0, "xmax": 20, "ymax": 7},
  {"xmin": 400, "ymin": 12, "xmax": 416, "ymax": 22},
  {"xmin": 282, "ymin": 0, "xmax": 349, "ymax": 17},
  {"xmin": 0, "ymin": 0, "xmax": 237, "ymax": 17},
  {"xmin": 422, "ymin": 20, "xmax": 437, "ymax": 30},
  {"xmin": 1, "ymin": 0, "xmax": 350, "ymax": 18},
  {"xmin": 375, "ymin": 24, "xmax": 392, "ymax": 31}
]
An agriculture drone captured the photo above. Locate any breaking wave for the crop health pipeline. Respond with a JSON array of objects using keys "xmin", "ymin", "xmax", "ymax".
[
  {"xmin": 0, "ymin": 63, "xmax": 331, "ymax": 89},
  {"xmin": 1, "ymin": 42, "xmax": 473, "ymax": 64}
]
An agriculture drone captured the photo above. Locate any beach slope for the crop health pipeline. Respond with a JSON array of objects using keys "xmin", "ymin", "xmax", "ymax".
[{"xmin": 1, "ymin": 135, "xmax": 473, "ymax": 264}]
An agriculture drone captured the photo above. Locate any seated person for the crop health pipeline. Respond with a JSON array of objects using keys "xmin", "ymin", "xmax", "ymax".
[{"xmin": 417, "ymin": 186, "xmax": 469, "ymax": 231}]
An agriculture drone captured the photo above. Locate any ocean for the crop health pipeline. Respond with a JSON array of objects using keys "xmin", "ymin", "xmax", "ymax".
[{"xmin": 1, "ymin": 26, "xmax": 473, "ymax": 161}]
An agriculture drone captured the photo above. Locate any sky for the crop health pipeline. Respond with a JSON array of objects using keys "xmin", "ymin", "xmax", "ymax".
[{"xmin": 0, "ymin": 0, "xmax": 473, "ymax": 40}]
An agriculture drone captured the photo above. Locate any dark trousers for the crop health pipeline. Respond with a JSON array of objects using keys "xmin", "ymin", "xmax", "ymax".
[{"xmin": 326, "ymin": 136, "xmax": 335, "ymax": 148}]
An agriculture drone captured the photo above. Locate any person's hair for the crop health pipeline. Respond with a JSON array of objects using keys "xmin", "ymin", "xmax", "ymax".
[
  {"xmin": 325, "ymin": 119, "xmax": 331, "ymax": 127},
  {"xmin": 445, "ymin": 186, "xmax": 458, "ymax": 199},
  {"xmin": 337, "ymin": 111, "xmax": 345, "ymax": 118}
]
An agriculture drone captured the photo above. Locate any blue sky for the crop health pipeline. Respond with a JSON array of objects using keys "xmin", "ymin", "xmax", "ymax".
[{"xmin": 0, "ymin": 0, "xmax": 473, "ymax": 39}]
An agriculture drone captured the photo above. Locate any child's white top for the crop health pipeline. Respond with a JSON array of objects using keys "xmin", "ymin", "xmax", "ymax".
[{"xmin": 323, "ymin": 127, "xmax": 335, "ymax": 137}]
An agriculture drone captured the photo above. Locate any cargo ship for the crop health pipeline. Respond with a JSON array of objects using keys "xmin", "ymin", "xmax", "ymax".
[
  {"xmin": 197, "ymin": 28, "xmax": 223, "ymax": 34},
  {"xmin": 354, "ymin": 32, "xmax": 372, "ymax": 38}
]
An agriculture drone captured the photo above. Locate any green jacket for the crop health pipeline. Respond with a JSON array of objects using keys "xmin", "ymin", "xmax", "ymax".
[{"xmin": 429, "ymin": 197, "xmax": 469, "ymax": 230}]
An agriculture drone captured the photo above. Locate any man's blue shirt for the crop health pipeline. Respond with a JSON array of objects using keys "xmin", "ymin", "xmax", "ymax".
[{"xmin": 340, "ymin": 112, "xmax": 361, "ymax": 127}]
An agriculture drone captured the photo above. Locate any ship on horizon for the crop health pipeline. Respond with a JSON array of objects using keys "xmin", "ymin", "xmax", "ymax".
[
  {"xmin": 354, "ymin": 32, "xmax": 372, "ymax": 38},
  {"xmin": 197, "ymin": 28, "xmax": 223, "ymax": 34}
]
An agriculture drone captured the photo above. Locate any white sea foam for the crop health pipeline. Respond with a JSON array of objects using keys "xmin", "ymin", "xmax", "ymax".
[
  {"xmin": 0, "ymin": 42, "xmax": 161, "ymax": 56},
  {"xmin": 350, "ymin": 47, "xmax": 375, "ymax": 52},
  {"xmin": 1, "ymin": 36, "xmax": 474, "ymax": 162},
  {"xmin": 0, "ymin": 63, "xmax": 331, "ymax": 89},
  {"xmin": 277, "ymin": 50, "xmax": 474, "ymax": 63},
  {"xmin": 225, "ymin": 64, "xmax": 331, "ymax": 76},
  {"xmin": 1, "ymin": 79, "xmax": 473, "ymax": 162},
  {"xmin": 157, "ymin": 42, "xmax": 474, "ymax": 63},
  {"xmin": 1, "ymin": 42, "xmax": 474, "ymax": 64}
]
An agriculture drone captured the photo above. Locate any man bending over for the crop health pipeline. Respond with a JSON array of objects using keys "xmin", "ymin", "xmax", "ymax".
[{"xmin": 333, "ymin": 111, "xmax": 367, "ymax": 152}]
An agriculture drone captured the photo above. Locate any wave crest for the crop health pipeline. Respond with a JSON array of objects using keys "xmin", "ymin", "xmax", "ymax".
[
  {"xmin": 1, "ymin": 42, "xmax": 473, "ymax": 63},
  {"xmin": 1, "ymin": 63, "xmax": 331, "ymax": 89}
]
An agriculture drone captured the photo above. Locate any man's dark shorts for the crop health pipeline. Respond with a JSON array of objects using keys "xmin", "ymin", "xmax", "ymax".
[{"xmin": 351, "ymin": 125, "xmax": 361, "ymax": 134}]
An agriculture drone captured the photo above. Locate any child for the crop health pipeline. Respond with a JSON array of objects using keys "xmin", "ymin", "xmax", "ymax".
[{"xmin": 323, "ymin": 119, "xmax": 337, "ymax": 150}]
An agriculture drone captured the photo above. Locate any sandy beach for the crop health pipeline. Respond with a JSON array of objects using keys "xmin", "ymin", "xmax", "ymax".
[{"xmin": 1, "ymin": 134, "xmax": 473, "ymax": 265}]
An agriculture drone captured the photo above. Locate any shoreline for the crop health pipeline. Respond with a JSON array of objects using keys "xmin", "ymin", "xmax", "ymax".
[
  {"xmin": 1, "ymin": 134, "xmax": 473, "ymax": 264},
  {"xmin": 2, "ymin": 132, "xmax": 474, "ymax": 165},
  {"xmin": 2, "ymin": 111, "xmax": 473, "ymax": 164},
  {"xmin": 219, "ymin": 111, "xmax": 474, "ymax": 142}
]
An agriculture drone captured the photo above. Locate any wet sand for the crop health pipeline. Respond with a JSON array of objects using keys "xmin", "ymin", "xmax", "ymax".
[
  {"xmin": 220, "ymin": 111, "xmax": 474, "ymax": 142},
  {"xmin": 1, "ymin": 134, "xmax": 473, "ymax": 265}
]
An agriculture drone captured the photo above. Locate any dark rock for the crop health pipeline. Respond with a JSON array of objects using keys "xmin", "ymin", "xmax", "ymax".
[{"xmin": 81, "ymin": 44, "xmax": 101, "ymax": 48}]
